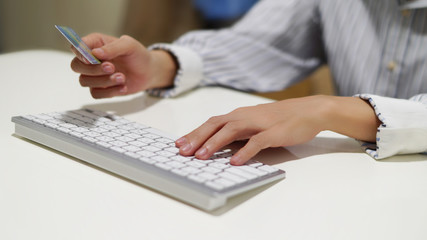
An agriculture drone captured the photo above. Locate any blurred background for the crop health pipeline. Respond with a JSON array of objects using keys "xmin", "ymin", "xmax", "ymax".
[
  {"xmin": 0, "ymin": 0, "xmax": 257, "ymax": 52},
  {"xmin": 0, "ymin": 0, "xmax": 332, "ymax": 99}
]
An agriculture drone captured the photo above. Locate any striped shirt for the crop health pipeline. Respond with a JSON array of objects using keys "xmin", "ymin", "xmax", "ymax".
[{"xmin": 148, "ymin": 0, "xmax": 427, "ymax": 159}]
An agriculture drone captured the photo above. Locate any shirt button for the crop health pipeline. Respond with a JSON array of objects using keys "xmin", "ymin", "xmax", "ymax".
[
  {"xmin": 401, "ymin": 9, "xmax": 411, "ymax": 17},
  {"xmin": 387, "ymin": 61, "xmax": 397, "ymax": 71}
]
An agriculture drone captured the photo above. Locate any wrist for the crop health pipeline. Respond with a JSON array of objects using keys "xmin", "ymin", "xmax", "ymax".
[
  {"xmin": 148, "ymin": 50, "xmax": 178, "ymax": 89},
  {"xmin": 323, "ymin": 96, "xmax": 380, "ymax": 142}
]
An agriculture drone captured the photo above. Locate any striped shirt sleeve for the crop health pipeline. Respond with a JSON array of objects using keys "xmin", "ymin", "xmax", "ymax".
[{"xmin": 147, "ymin": 0, "xmax": 325, "ymax": 97}]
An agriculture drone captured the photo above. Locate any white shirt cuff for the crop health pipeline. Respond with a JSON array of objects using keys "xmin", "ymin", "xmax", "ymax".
[
  {"xmin": 146, "ymin": 43, "xmax": 203, "ymax": 97},
  {"xmin": 357, "ymin": 94, "xmax": 427, "ymax": 159}
]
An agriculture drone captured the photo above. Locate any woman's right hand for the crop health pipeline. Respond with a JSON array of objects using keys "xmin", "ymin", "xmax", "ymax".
[{"xmin": 70, "ymin": 33, "xmax": 177, "ymax": 99}]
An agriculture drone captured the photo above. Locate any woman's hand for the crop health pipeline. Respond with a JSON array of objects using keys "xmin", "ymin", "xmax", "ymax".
[
  {"xmin": 176, "ymin": 95, "xmax": 381, "ymax": 165},
  {"xmin": 70, "ymin": 33, "xmax": 177, "ymax": 98}
]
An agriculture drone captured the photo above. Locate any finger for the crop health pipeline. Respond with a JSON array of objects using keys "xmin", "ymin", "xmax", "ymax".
[
  {"xmin": 194, "ymin": 121, "xmax": 252, "ymax": 160},
  {"xmin": 230, "ymin": 131, "xmax": 270, "ymax": 165},
  {"xmin": 80, "ymin": 72, "xmax": 125, "ymax": 88},
  {"xmin": 71, "ymin": 33, "xmax": 114, "ymax": 64},
  {"xmin": 92, "ymin": 35, "xmax": 142, "ymax": 61},
  {"xmin": 70, "ymin": 46, "xmax": 90, "ymax": 64},
  {"xmin": 89, "ymin": 85, "xmax": 128, "ymax": 99},
  {"xmin": 81, "ymin": 33, "xmax": 117, "ymax": 49},
  {"xmin": 71, "ymin": 57, "xmax": 115, "ymax": 76},
  {"xmin": 176, "ymin": 115, "xmax": 227, "ymax": 156}
]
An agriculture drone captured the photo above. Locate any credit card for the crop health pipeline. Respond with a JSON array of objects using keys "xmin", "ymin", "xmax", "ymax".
[{"xmin": 55, "ymin": 25, "xmax": 101, "ymax": 64}]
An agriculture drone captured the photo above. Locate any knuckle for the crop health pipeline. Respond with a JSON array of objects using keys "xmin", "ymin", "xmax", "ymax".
[
  {"xmin": 90, "ymin": 88, "xmax": 110, "ymax": 99},
  {"xmin": 206, "ymin": 115, "xmax": 223, "ymax": 126},
  {"xmin": 79, "ymin": 75, "xmax": 87, "ymax": 86},
  {"xmin": 70, "ymin": 58, "xmax": 80, "ymax": 72},
  {"xmin": 92, "ymin": 32, "xmax": 103, "ymax": 38},
  {"xmin": 90, "ymin": 89, "xmax": 100, "ymax": 99},
  {"xmin": 90, "ymin": 90, "xmax": 99, "ymax": 99},
  {"xmin": 119, "ymin": 34, "xmax": 130, "ymax": 39},
  {"xmin": 119, "ymin": 35, "xmax": 134, "ymax": 43},
  {"xmin": 223, "ymin": 121, "xmax": 243, "ymax": 135},
  {"xmin": 249, "ymin": 135, "xmax": 266, "ymax": 150},
  {"xmin": 231, "ymin": 106, "xmax": 249, "ymax": 114}
]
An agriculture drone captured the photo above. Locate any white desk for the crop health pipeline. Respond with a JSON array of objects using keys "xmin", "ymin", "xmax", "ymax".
[{"xmin": 1, "ymin": 50, "xmax": 427, "ymax": 240}]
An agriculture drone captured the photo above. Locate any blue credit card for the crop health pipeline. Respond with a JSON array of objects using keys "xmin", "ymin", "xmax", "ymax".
[{"xmin": 55, "ymin": 25, "xmax": 101, "ymax": 64}]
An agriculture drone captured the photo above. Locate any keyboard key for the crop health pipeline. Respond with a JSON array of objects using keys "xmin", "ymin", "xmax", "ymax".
[
  {"xmin": 164, "ymin": 147, "xmax": 180, "ymax": 154},
  {"xmin": 218, "ymin": 172, "xmax": 246, "ymax": 184},
  {"xmin": 151, "ymin": 156, "xmax": 170, "ymax": 163},
  {"xmin": 165, "ymin": 161, "xmax": 186, "ymax": 169},
  {"xmin": 205, "ymin": 181, "xmax": 225, "ymax": 190},
  {"xmin": 258, "ymin": 165, "xmax": 279, "ymax": 173},
  {"xmin": 96, "ymin": 141, "xmax": 112, "ymax": 148},
  {"xmin": 171, "ymin": 169, "xmax": 189, "ymax": 177},
  {"xmin": 110, "ymin": 140, "xmax": 128, "ymax": 147},
  {"xmin": 112, "ymin": 129, "xmax": 129, "ymax": 135},
  {"xmin": 70, "ymin": 131, "xmax": 84, "ymax": 138},
  {"xmin": 144, "ymin": 146, "xmax": 161, "ymax": 152},
  {"xmin": 209, "ymin": 162, "xmax": 230, "ymax": 170},
  {"xmin": 138, "ymin": 137, "xmax": 155, "ymax": 144},
  {"xmin": 110, "ymin": 146, "xmax": 126, "ymax": 153},
  {"xmin": 84, "ymin": 131, "xmax": 101, "ymax": 138},
  {"xmin": 181, "ymin": 166, "xmax": 202, "ymax": 174},
  {"xmin": 144, "ymin": 134, "xmax": 160, "ymax": 139},
  {"xmin": 234, "ymin": 166, "xmax": 269, "ymax": 177},
  {"xmin": 83, "ymin": 136, "xmax": 97, "ymax": 143},
  {"xmin": 201, "ymin": 166, "xmax": 222, "ymax": 174},
  {"xmin": 136, "ymin": 150, "xmax": 156, "ymax": 157},
  {"xmin": 125, "ymin": 152, "xmax": 141, "ymax": 158},
  {"xmin": 155, "ymin": 163, "xmax": 172, "ymax": 170},
  {"xmin": 152, "ymin": 142, "xmax": 169, "ymax": 149},
  {"xmin": 186, "ymin": 161, "xmax": 206, "ymax": 168},
  {"xmin": 139, "ymin": 157, "xmax": 156, "ymax": 164},
  {"xmin": 96, "ymin": 136, "xmax": 114, "ymax": 142},
  {"xmin": 188, "ymin": 174, "xmax": 207, "ymax": 183},
  {"xmin": 225, "ymin": 168, "xmax": 257, "ymax": 180},
  {"xmin": 115, "ymin": 136, "xmax": 134, "ymax": 142},
  {"xmin": 213, "ymin": 178, "xmax": 236, "ymax": 188},
  {"xmin": 124, "ymin": 133, "xmax": 142, "ymax": 139},
  {"xmin": 198, "ymin": 172, "xmax": 217, "ymax": 181},
  {"xmin": 157, "ymin": 150, "xmax": 176, "ymax": 158},
  {"xmin": 170, "ymin": 155, "xmax": 190, "ymax": 163},
  {"xmin": 122, "ymin": 145, "xmax": 142, "ymax": 152},
  {"xmin": 128, "ymin": 140, "xmax": 147, "ymax": 147},
  {"xmin": 103, "ymin": 131, "xmax": 120, "ymax": 138}
]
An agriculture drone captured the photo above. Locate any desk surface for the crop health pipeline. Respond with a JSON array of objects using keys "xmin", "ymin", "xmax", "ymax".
[{"xmin": 1, "ymin": 50, "xmax": 427, "ymax": 240}]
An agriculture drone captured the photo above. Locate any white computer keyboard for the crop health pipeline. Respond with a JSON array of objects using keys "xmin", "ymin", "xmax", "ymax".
[{"xmin": 11, "ymin": 109, "xmax": 285, "ymax": 210}]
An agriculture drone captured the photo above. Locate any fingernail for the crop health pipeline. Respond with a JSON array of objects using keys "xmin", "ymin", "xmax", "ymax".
[
  {"xmin": 230, "ymin": 155, "xmax": 243, "ymax": 166},
  {"xmin": 103, "ymin": 65, "xmax": 113, "ymax": 74},
  {"xmin": 175, "ymin": 137, "xmax": 187, "ymax": 146},
  {"xmin": 93, "ymin": 48, "xmax": 105, "ymax": 58},
  {"xmin": 181, "ymin": 143, "xmax": 192, "ymax": 153},
  {"xmin": 196, "ymin": 147, "xmax": 208, "ymax": 158},
  {"xmin": 115, "ymin": 75, "xmax": 125, "ymax": 84},
  {"xmin": 119, "ymin": 86, "xmax": 127, "ymax": 93}
]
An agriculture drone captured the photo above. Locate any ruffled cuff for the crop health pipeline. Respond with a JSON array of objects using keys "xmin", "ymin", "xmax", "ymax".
[
  {"xmin": 146, "ymin": 44, "xmax": 203, "ymax": 97},
  {"xmin": 356, "ymin": 94, "xmax": 427, "ymax": 159}
]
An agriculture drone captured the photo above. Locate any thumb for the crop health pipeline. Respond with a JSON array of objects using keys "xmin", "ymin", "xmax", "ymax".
[{"xmin": 92, "ymin": 35, "xmax": 144, "ymax": 61}]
